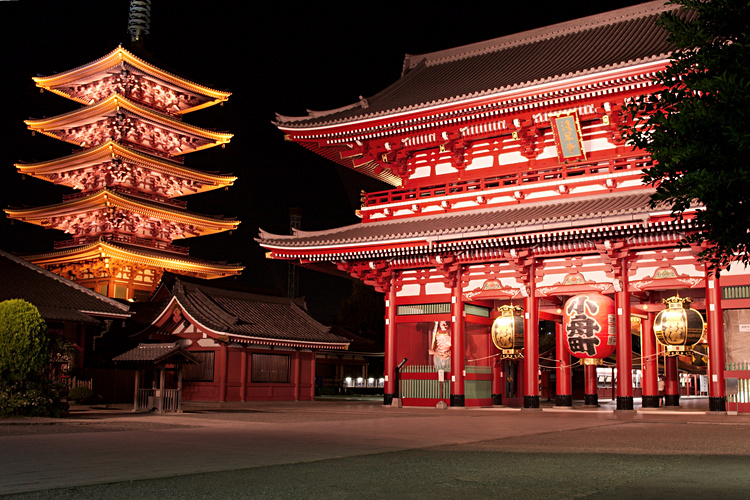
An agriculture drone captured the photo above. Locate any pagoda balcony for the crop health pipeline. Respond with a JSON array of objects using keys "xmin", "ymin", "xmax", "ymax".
[
  {"xmin": 63, "ymin": 188, "xmax": 188, "ymax": 208},
  {"xmin": 54, "ymin": 233, "xmax": 190, "ymax": 255},
  {"xmin": 362, "ymin": 155, "xmax": 652, "ymax": 209}
]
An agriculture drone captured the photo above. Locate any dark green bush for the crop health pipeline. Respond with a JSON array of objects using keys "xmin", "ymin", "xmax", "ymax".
[
  {"xmin": 0, "ymin": 299, "xmax": 49, "ymax": 383},
  {"xmin": 0, "ymin": 378, "xmax": 69, "ymax": 417}
]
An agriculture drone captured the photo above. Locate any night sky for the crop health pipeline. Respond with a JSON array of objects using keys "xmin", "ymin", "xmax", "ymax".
[{"xmin": 0, "ymin": 0, "xmax": 651, "ymax": 323}]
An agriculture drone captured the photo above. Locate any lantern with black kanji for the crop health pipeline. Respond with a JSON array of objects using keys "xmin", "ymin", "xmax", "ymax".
[
  {"xmin": 653, "ymin": 295, "xmax": 705, "ymax": 357},
  {"xmin": 563, "ymin": 294, "xmax": 616, "ymax": 364},
  {"xmin": 491, "ymin": 305, "xmax": 524, "ymax": 359}
]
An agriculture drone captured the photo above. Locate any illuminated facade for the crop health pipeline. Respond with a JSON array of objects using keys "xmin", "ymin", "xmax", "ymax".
[
  {"xmin": 258, "ymin": 2, "xmax": 750, "ymax": 412},
  {"xmin": 7, "ymin": 46, "xmax": 243, "ymax": 300}
]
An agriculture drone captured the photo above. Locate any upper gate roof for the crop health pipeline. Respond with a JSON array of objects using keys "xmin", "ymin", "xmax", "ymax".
[{"xmin": 275, "ymin": 0, "xmax": 680, "ymax": 129}]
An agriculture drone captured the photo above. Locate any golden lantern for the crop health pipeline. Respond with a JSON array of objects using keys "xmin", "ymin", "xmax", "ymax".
[
  {"xmin": 491, "ymin": 305, "xmax": 524, "ymax": 359},
  {"xmin": 653, "ymin": 295, "xmax": 705, "ymax": 357}
]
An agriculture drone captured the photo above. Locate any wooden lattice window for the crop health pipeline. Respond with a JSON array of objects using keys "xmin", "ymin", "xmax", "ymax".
[
  {"xmin": 252, "ymin": 353, "xmax": 290, "ymax": 383},
  {"xmin": 183, "ymin": 351, "xmax": 214, "ymax": 382}
]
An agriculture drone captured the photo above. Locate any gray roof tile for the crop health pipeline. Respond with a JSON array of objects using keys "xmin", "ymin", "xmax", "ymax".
[
  {"xmin": 0, "ymin": 249, "xmax": 130, "ymax": 322},
  {"xmin": 258, "ymin": 190, "xmax": 659, "ymax": 248},
  {"xmin": 277, "ymin": 1, "xmax": 682, "ymax": 127},
  {"xmin": 169, "ymin": 278, "xmax": 349, "ymax": 346}
]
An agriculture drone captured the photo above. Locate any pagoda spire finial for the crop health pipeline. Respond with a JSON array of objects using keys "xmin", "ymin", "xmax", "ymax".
[{"xmin": 127, "ymin": 0, "xmax": 152, "ymax": 42}]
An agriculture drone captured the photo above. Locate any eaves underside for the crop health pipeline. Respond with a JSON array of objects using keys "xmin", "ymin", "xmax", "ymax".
[
  {"xmin": 15, "ymin": 142, "xmax": 236, "ymax": 182},
  {"xmin": 23, "ymin": 240, "xmax": 243, "ymax": 273}
]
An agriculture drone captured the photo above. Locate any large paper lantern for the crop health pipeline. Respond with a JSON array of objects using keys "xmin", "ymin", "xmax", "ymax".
[
  {"xmin": 563, "ymin": 294, "xmax": 616, "ymax": 364},
  {"xmin": 491, "ymin": 305, "xmax": 524, "ymax": 359},
  {"xmin": 653, "ymin": 295, "xmax": 705, "ymax": 357}
]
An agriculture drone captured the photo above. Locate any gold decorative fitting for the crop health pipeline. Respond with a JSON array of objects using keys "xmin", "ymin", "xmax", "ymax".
[
  {"xmin": 512, "ymin": 131, "xmax": 519, "ymax": 140},
  {"xmin": 602, "ymin": 115, "xmax": 610, "ymax": 125},
  {"xmin": 583, "ymin": 358, "xmax": 603, "ymax": 366}
]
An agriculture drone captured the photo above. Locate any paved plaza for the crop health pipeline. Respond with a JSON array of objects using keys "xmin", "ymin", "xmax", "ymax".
[{"xmin": 2, "ymin": 397, "xmax": 750, "ymax": 499}]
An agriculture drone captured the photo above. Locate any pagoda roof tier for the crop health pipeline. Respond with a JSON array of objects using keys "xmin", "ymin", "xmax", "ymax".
[
  {"xmin": 275, "ymin": 1, "xmax": 678, "ymax": 130},
  {"xmin": 21, "ymin": 239, "xmax": 244, "ymax": 280},
  {"xmin": 5, "ymin": 188, "xmax": 239, "ymax": 239},
  {"xmin": 25, "ymin": 93, "xmax": 232, "ymax": 157},
  {"xmin": 258, "ymin": 189, "xmax": 698, "ymax": 262},
  {"xmin": 15, "ymin": 141, "xmax": 237, "ymax": 196},
  {"xmin": 33, "ymin": 46, "xmax": 231, "ymax": 115}
]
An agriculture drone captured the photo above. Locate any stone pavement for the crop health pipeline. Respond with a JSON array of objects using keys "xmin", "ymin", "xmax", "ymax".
[{"xmin": 1, "ymin": 396, "xmax": 749, "ymax": 497}]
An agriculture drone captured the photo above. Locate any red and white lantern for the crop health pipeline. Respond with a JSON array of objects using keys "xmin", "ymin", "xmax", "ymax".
[{"xmin": 563, "ymin": 294, "xmax": 616, "ymax": 364}]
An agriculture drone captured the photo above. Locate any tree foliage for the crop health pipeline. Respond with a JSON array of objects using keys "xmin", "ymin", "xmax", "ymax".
[
  {"xmin": 0, "ymin": 299, "xmax": 50, "ymax": 383},
  {"xmin": 0, "ymin": 299, "xmax": 69, "ymax": 417},
  {"xmin": 622, "ymin": 0, "xmax": 750, "ymax": 271}
]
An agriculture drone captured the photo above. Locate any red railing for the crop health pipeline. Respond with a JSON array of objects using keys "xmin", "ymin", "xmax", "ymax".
[{"xmin": 362, "ymin": 156, "xmax": 651, "ymax": 208}]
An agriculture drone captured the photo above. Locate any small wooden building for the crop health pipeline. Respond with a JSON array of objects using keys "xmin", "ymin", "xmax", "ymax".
[
  {"xmin": 133, "ymin": 275, "xmax": 350, "ymax": 402},
  {"xmin": 113, "ymin": 343, "xmax": 199, "ymax": 413}
]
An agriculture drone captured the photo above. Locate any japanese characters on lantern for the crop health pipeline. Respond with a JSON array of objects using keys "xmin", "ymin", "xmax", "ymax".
[{"xmin": 563, "ymin": 294, "xmax": 616, "ymax": 364}]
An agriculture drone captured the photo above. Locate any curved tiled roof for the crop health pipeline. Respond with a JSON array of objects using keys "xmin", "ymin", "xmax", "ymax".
[
  {"xmin": 258, "ymin": 190, "xmax": 660, "ymax": 249},
  {"xmin": 171, "ymin": 278, "xmax": 349, "ymax": 347},
  {"xmin": 276, "ymin": 1, "xmax": 680, "ymax": 128},
  {"xmin": 0, "ymin": 249, "xmax": 130, "ymax": 322},
  {"xmin": 113, "ymin": 343, "xmax": 200, "ymax": 364}
]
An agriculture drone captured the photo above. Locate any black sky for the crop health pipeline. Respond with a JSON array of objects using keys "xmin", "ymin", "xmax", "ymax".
[{"xmin": 0, "ymin": 0, "xmax": 652, "ymax": 322}]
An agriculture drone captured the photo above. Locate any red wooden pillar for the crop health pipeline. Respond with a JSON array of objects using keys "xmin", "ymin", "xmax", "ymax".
[
  {"xmin": 293, "ymin": 352, "xmax": 301, "ymax": 402},
  {"xmin": 308, "ymin": 352, "xmax": 316, "ymax": 400},
  {"xmin": 641, "ymin": 312, "xmax": 659, "ymax": 408},
  {"xmin": 218, "ymin": 343, "xmax": 228, "ymax": 402},
  {"xmin": 384, "ymin": 276, "xmax": 397, "ymax": 405},
  {"xmin": 492, "ymin": 358, "xmax": 504, "ymax": 405},
  {"xmin": 450, "ymin": 265, "xmax": 465, "ymax": 407},
  {"xmin": 664, "ymin": 356, "xmax": 680, "ymax": 406},
  {"xmin": 555, "ymin": 321, "xmax": 572, "ymax": 407},
  {"xmin": 615, "ymin": 256, "xmax": 633, "ymax": 410},
  {"xmin": 523, "ymin": 261, "xmax": 540, "ymax": 409},
  {"xmin": 584, "ymin": 362, "xmax": 598, "ymax": 406},
  {"xmin": 706, "ymin": 272, "xmax": 726, "ymax": 411},
  {"xmin": 240, "ymin": 347, "xmax": 247, "ymax": 403}
]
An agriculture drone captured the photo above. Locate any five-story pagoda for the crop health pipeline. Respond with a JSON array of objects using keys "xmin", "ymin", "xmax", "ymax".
[{"xmin": 5, "ymin": 6, "xmax": 243, "ymax": 301}]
